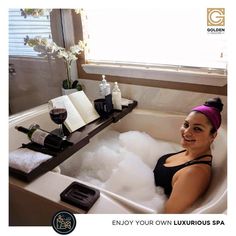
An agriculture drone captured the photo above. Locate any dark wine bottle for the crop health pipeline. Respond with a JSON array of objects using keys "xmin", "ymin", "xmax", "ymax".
[{"xmin": 15, "ymin": 124, "xmax": 67, "ymax": 150}]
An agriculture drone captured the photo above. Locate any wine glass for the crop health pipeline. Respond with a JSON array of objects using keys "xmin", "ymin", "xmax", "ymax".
[{"xmin": 49, "ymin": 103, "xmax": 68, "ymax": 139}]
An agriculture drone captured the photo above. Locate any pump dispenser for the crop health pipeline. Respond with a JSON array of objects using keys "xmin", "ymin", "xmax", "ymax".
[
  {"xmin": 99, "ymin": 75, "xmax": 107, "ymax": 97},
  {"xmin": 112, "ymin": 82, "xmax": 122, "ymax": 110},
  {"xmin": 97, "ymin": 75, "xmax": 113, "ymax": 115},
  {"xmin": 99, "ymin": 75, "xmax": 111, "ymax": 97}
]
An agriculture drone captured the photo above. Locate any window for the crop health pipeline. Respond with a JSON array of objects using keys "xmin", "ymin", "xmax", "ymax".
[
  {"xmin": 8, "ymin": 8, "xmax": 52, "ymax": 57},
  {"xmin": 83, "ymin": 7, "xmax": 227, "ymax": 70}
]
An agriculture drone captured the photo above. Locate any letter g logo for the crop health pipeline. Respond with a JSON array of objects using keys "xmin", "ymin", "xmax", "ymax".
[{"xmin": 207, "ymin": 8, "xmax": 225, "ymax": 26}]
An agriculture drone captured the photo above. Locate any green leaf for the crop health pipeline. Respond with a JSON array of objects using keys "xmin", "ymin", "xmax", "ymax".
[
  {"xmin": 76, "ymin": 84, "xmax": 83, "ymax": 91},
  {"xmin": 72, "ymin": 80, "xmax": 79, "ymax": 88}
]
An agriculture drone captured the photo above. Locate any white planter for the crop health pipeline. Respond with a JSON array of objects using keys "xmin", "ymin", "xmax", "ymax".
[{"xmin": 61, "ymin": 88, "xmax": 78, "ymax": 95}]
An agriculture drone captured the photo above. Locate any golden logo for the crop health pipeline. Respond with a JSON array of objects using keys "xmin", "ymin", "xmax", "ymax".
[{"xmin": 207, "ymin": 8, "xmax": 225, "ymax": 26}]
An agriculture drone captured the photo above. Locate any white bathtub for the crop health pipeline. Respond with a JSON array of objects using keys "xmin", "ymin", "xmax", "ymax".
[{"xmin": 9, "ymin": 105, "xmax": 227, "ymax": 224}]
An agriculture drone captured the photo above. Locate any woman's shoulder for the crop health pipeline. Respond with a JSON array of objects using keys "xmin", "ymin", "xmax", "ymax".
[
  {"xmin": 175, "ymin": 163, "xmax": 211, "ymax": 186},
  {"xmin": 186, "ymin": 164, "xmax": 211, "ymax": 176},
  {"xmin": 166, "ymin": 164, "xmax": 212, "ymax": 213}
]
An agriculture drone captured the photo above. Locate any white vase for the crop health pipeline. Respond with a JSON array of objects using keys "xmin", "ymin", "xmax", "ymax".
[{"xmin": 61, "ymin": 88, "xmax": 78, "ymax": 95}]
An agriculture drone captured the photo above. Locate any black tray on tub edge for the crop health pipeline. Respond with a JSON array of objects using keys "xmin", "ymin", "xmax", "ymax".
[
  {"xmin": 9, "ymin": 101, "xmax": 137, "ymax": 182},
  {"xmin": 60, "ymin": 181, "xmax": 100, "ymax": 211}
]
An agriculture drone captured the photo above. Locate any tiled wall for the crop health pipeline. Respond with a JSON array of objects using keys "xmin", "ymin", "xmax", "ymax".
[{"xmin": 81, "ymin": 79, "xmax": 227, "ymax": 125}]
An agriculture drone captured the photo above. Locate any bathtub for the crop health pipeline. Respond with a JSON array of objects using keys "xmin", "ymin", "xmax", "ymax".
[{"xmin": 9, "ymin": 104, "xmax": 227, "ymax": 225}]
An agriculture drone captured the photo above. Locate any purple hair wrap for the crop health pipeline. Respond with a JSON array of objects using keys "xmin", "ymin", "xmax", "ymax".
[{"xmin": 192, "ymin": 105, "xmax": 221, "ymax": 130}]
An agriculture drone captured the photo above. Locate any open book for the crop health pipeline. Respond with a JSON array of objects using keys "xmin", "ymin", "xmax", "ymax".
[{"xmin": 49, "ymin": 91, "xmax": 100, "ymax": 132}]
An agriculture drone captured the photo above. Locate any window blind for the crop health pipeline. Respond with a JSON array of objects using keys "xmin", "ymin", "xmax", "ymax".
[
  {"xmin": 8, "ymin": 8, "xmax": 52, "ymax": 57},
  {"xmin": 84, "ymin": 7, "xmax": 227, "ymax": 70}
]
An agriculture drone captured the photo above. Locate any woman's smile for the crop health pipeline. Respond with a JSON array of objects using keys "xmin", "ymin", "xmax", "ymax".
[{"xmin": 182, "ymin": 136, "xmax": 196, "ymax": 143}]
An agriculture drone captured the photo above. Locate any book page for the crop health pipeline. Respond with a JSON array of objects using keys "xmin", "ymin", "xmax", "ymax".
[
  {"xmin": 49, "ymin": 95, "xmax": 86, "ymax": 132},
  {"xmin": 68, "ymin": 91, "xmax": 100, "ymax": 124}
]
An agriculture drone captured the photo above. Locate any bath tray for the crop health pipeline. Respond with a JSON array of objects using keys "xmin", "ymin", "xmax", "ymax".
[
  {"xmin": 21, "ymin": 140, "xmax": 73, "ymax": 156},
  {"xmin": 60, "ymin": 182, "xmax": 100, "ymax": 211},
  {"xmin": 10, "ymin": 101, "xmax": 137, "ymax": 182}
]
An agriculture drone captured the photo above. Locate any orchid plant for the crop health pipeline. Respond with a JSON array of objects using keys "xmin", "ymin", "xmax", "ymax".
[
  {"xmin": 20, "ymin": 9, "xmax": 52, "ymax": 18},
  {"xmin": 25, "ymin": 36, "xmax": 86, "ymax": 90},
  {"xmin": 21, "ymin": 8, "xmax": 82, "ymax": 18}
]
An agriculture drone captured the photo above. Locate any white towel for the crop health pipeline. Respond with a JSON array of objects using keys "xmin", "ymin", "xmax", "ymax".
[
  {"xmin": 121, "ymin": 98, "xmax": 133, "ymax": 106},
  {"xmin": 9, "ymin": 148, "xmax": 52, "ymax": 173}
]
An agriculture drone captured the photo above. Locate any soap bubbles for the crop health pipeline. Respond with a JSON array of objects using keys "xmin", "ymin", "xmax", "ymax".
[{"xmin": 60, "ymin": 130, "xmax": 181, "ymax": 212}]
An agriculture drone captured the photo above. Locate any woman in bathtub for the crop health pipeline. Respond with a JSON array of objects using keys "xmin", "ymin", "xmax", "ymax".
[{"xmin": 153, "ymin": 97, "xmax": 224, "ymax": 213}]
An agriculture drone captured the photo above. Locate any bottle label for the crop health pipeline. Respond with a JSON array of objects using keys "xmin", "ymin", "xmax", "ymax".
[{"xmin": 31, "ymin": 130, "xmax": 49, "ymax": 146}]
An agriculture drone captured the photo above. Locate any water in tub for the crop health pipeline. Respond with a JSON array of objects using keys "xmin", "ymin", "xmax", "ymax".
[{"xmin": 60, "ymin": 130, "xmax": 182, "ymax": 213}]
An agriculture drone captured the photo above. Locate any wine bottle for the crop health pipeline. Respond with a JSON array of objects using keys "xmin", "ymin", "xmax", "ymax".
[{"xmin": 15, "ymin": 124, "xmax": 68, "ymax": 150}]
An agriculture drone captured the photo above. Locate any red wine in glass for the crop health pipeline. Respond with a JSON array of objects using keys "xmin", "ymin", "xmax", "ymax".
[
  {"xmin": 49, "ymin": 108, "xmax": 67, "ymax": 138},
  {"xmin": 50, "ymin": 108, "xmax": 67, "ymax": 124}
]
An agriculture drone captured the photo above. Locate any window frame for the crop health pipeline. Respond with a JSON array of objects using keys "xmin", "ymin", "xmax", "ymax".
[{"xmin": 72, "ymin": 10, "xmax": 227, "ymax": 95}]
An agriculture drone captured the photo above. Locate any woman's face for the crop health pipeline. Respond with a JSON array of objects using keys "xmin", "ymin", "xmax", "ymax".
[{"xmin": 180, "ymin": 111, "xmax": 216, "ymax": 150}]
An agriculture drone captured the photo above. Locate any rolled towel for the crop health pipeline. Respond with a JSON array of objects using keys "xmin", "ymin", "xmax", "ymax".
[
  {"xmin": 121, "ymin": 98, "xmax": 133, "ymax": 106},
  {"xmin": 9, "ymin": 148, "xmax": 52, "ymax": 173}
]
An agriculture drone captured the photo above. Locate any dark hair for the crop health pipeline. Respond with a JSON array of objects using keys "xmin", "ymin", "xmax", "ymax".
[
  {"xmin": 204, "ymin": 97, "xmax": 223, "ymax": 134},
  {"xmin": 204, "ymin": 97, "xmax": 224, "ymax": 112}
]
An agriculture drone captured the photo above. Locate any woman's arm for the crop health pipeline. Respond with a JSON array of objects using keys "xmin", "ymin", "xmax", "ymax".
[{"xmin": 163, "ymin": 166, "xmax": 211, "ymax": 213}]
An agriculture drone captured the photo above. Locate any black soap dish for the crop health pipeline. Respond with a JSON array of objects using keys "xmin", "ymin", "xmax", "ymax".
[{"xmin": 60, "ymin": 181, "xmax": 100, "ymax": 211}]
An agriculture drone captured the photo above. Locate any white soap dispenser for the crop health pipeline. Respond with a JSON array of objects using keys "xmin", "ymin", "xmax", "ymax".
[
  {"xmin": 104, "ymin": 77, "xmax": 111, "ymax": 96},
  {"xmin": 99, "ymin": 75, "xmax": 107, "ymax": 97},
  {"xmin": 112, "ymin": 82, "xmax": 122, "ymax": 110}
]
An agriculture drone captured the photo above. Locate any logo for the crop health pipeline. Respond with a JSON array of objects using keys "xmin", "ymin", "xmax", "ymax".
[
  {"xmin": 52, "ymin": 210, "xmax": 76, "ymax": 235},
  {"xmin": 207, "ymin": 8, "xmax": 225, "ymax": 26},
  {"xmin": 207, "ymin": 8, "xmax": 225, "ymax": 34}
]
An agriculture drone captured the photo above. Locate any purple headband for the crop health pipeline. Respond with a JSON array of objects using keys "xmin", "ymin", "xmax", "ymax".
[{"xmin": 192, "ymin": 105, "xmax": 221, "ymax": 130}]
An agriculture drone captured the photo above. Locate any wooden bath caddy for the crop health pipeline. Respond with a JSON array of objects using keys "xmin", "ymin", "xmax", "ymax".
[{"xmin": 9, "ymin": 101, "xmax": 137, "ymax": 182}]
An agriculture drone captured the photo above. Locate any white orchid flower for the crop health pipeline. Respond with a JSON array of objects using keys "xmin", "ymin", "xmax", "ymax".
[
  {"xmin": 67, "ymin": 52, "xmax": 78, "ymax": 61},
  {"xmin": 25, "ymin": 35, "xmax": 86, "ymax": 89},
  {"xmin": 57, "ymin": 50, "xmax": 69, "ymax": 59},
  {"xmin": 70, "ymin": 45, "xmax": 81, "ymax": 54},
  {"xmin": 78, "ymin": 40, "xmax": 86, "ymax": 49}
]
